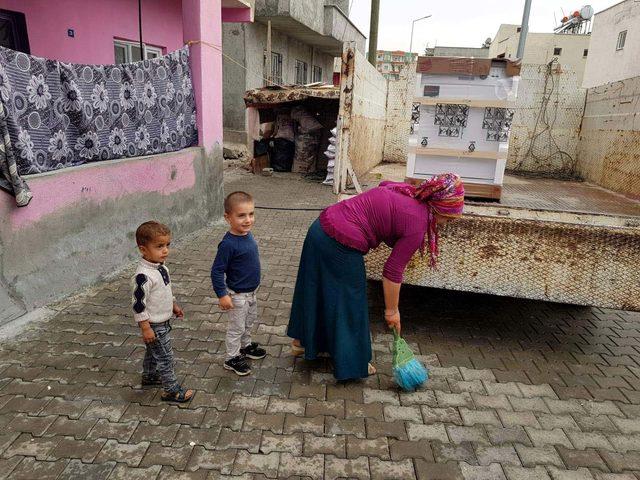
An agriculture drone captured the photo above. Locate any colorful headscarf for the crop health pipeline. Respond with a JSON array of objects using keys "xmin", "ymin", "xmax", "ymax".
[{"xmin": 383, "ymin": 173, "xmax": 464, "ymax": 268}]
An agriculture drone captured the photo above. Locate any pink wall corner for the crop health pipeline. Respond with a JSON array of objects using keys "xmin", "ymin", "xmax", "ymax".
[
  {"xmin": 222, "ymin": 7, "xmax": 253, "ymax": 23},
  {"xmin": 1, "ymin": 151, "xmax": 198, "ymax": 231},
  {"xmin": 2, "ymin": 0, "xmax": 184, "ymax": 64},
  {"xmin": 182, "ymin": 0, "xmax": 223, "ymax": 150}
]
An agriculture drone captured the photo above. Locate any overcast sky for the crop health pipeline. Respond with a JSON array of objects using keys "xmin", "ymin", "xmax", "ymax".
[{"xmin": 348, "ymin": 0, "xmax": 620, "ymax": 53}]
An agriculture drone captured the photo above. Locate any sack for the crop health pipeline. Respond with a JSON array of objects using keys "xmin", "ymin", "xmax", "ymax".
[
  {"xmin": 291, "ymin": 106, "xmax": 323, "ymax": 134},
  {"xmin": 292, "ymin": 132, "xmax": 319, "ymax": 173},
  {"xmin": 274, "ymin": 110, "xmax": 295, "ymax": 141}
]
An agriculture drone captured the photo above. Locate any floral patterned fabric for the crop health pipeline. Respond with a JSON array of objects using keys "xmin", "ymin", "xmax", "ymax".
[{"xmin": 0, "ymin": 46, "xmax": 197, "ymax": 206}]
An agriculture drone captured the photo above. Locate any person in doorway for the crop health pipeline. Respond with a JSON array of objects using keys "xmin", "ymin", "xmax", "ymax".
[
  {"xmin": 287, "ymin": 173, "xmax": 465, "ymax": 381},
  {"xmin": 211, "ymin": 191, "xmax": 266, "ymax": 376},
  {"xmin": 132, "ymin": 221, "xmax": 194, "ymax": 403}
]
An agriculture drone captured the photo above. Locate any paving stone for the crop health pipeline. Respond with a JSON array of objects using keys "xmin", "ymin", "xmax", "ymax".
[
  {"xmin": 58, "ymin": 459, "xmax": 115, "ymax": 480},
  {"xmin": 107, "ymin": 464, "xmax": 162, "ymax": 480},
  {"xmin": 44, "ymin": 416, "xmax": 97, "ymax": 439},
  {"xmin": 326, "ymin": 417, "xmax": 366, "ymax": 438},
  {"xmin": 556, "ymin": 446, "xmax": 608, "ymax": 470},
  {"xmin": 130, "ymin": 422, "xmax": 180, "ymax": 446},
  {"xmin": 536, "ymin": 414, "xmax": 580, "ymax": 431},
  {"xmin": 388, "ymin": 439, "xmax": 433, "ymax": 461},
  {"xmin": 289, "ymin": 384, "xmax": 326, "ymax": 400},
  {"xmin": 87, "ymin": 419, "xmax": 139, "ymax": 442},
  {"xmin": 242, "ymin": 411, "xmax": 285, "ymax": 434},
  {"xmin": 325, "ymin": 455, "xmax": 370, "ymax": 480},
  {"xmin": 121, "ymin": 403, "xmax": 168, "ymax": 426},
  {"xmin": 573, "ymin": 415, "xmax": 618, "ymax": 433},
  {"xmin": 347, "ymin": 400, "xmax": 385, "ymax": 421},
  {"xmin": 173, "ymin": 425, "xmax": 221, "ymax": 449},
  {"xmin": 514, "ymin": 445, "xmax": 564, "ymax": 468},
  {"xmin": 567, "ymin": 431, "xmax": 614, "ymax": 450},
  {"xmin": 432, "ymin": 441, "xmax": 477, "ymax": 464},
  {"xmin": 475, "ymin": 446, "xmax": 521, "ymax": 467},
  {"xmin": 366, "ymin": 419, "xmax": 408, "ymax": 440},
  {"xmin": 216, "ymin": 428, "xmax": 261, "ymax": 453},
  {"xmin": 461, "ymin": 367, "xmax": 496, "ymax": 382},
  {"xmin": 599, "ymin": 450, "xmax": 640, "ymax": 472},
  {"xmin": 347, "ymin": 435, "xmax": 390, "ymax": 460},
  {"xmin": 201, "ymin": 409, "xmax": 245, "ymax": 431},
  {"xmin": 7, "ymin": 414, "xmax": 58, "ymax": 437},
  {"xmin": 591, "ymin": 474, "xmax": 636, "ymax": 480},
  {"xmin": 525, "ymin": 428, "xmax": 573, "ymax": 448},
  {"xmin": 232, "ymin": 451, "xmax": 279, "ymax": 478},
  {"xmin": 485, "ymin": 426, "xmax": 531, "ymax": 446},
  {"xmin": 0, "ymin": 396, "xmax": 50, "ymax": 415},
  {"xmin": 407, "ymin": 423, "xmax": 448, "ymax": 443},
  {"xmin": 460, "ymin": 408, "xmax": 502, "ymax": 427},
  {"xmin": 447, "ymin": 426, "xmax": 491, "ymax": 445},
  {"xmin": 414, "ymin": 460, "xmax": 463, "ymax": 480},
  {"xmin": 472, "ymin": 394, "xmax": 513, "ymax": 412},
  {"xmin": 450, "ymin": 380, "xmax": 487, "ymax": 394},
  {"xmin": 303, "ymin": 433, "xmax": 346, "ymax": 457},
  {"xmin": 7, "ymin": 457, "xmax": 68, "ymax": 480},
  {"xmin": 497, "ymin": 411, "xmax": 540, "ymax": 428},
  {"xmin": 545, "ymin": 399, "xmax": 586, "ymax": 415},
  {"xmin": 283, "ymin": 414, "xmax": 324, "ymax": 435},
  {"xmin": 228, "ymin": 393, "xmax": 270, "ymax": 414},
  {"xmin": 460, "ymin": 462, "xmax": 506, "ymax": 480},
  {"xmin": 160, "ymin": 406, "xmax": 206, "ymax": 427},
  {"xmin": 80, "ymin": 401, "xmax": 128, "ymax": 422},
  {"xmin": 518, "ymin": 384, "xmax": 558, "ymax": 399},
  {"xmin": 278, "ymin": 452, "xmax": 324, "ymax": 480},
  {"xmin": 3, "ymin": 433, "xmax": 60, "ymax": 460},
  {"xmin": 502, "ymin": 466, "xmax": 551, "ymax": 480},
  {"xmin": 421, "ymin": 406, "xmax": 463, "ymax": 425},
  {"xmin": 48, "ymin": 437, "xmax": 106, "ymax": 462},
  {"xmin": 581, "ymin": 401, "xmax": 624, "ymax": 417},
  {"xmin": 326, "ymin": 384, "xmax": 364, "ymax": 403},
  {"xmin": 611, "ymin": 417, "xmax": 640, "ymax": 434},
  {"xmin": 398, "ymin": 390, "xmax": 437, "ymax": 407},
  {"xmin": 381, "ymin": 405, "xmax": 421, "ymax": 423},
  {"xmin": 547, "ymin": 467, "xmax": 595, "ymax": 480},
  {"xmin": 94, "ymin": 439, "xmax": 149, "ymax": 467},
  {"xmin": 259, "ymin": 431, "xmax": 303, "ymax": 455},
  {"xmin": 509, "ymin": 397, "xmax": 549, "ymax": 414},
  {"xmin": 607, "ymin": 433, "xmax": 640, "ymax": 453},
  {"xmin": 369, "ymin": 457, "xmax": 416, "ymax": 480},
  {"xmin": 485, "ymin": 383, "xmax": 522, "ymax": 397},
  {"xmin": 185, "ymin": 446, "xmax": 236, "ymax": 474},
  {"xmin": 436, "ymin": 391, "xmax": 474, "ymax": 408},
  {"xmin": 139, "ymin": 444, "xmax": 194, "ymax": 470},
  {"xmin": 363, "ymin": 389, "xmax": 400, "ymax": 406},
  {"xmin": 266, "ymin": 398, "xmax": 306, "ymax": 416}
]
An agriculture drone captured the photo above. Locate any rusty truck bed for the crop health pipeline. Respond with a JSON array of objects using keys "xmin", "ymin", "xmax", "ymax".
[{"xmin": 363, "ymin": 166, "xmax": 640, "ymax": 311}]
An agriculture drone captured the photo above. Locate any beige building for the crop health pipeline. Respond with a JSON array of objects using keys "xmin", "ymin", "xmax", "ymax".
[
  {"xmin": 489, "ymin": 24, "xmax": 591, "ymax": 81},
  {"xmin": 582, "ymin": 0, "xmax": 640, "ymax": 88}
]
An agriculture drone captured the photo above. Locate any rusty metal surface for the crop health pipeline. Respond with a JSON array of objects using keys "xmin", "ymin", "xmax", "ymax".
[
  {"xmin": 366, "ymin": 214, "xmax": 640, "ymax": 311},
  {"xmin": 362, "ymin": 163, "xmax": 640, "ymax": 310}
]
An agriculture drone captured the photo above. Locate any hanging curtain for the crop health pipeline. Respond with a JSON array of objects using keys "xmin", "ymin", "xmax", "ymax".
[{"xmin": 0, "ymin": 46, "xmax": 198, "ymax": 207}]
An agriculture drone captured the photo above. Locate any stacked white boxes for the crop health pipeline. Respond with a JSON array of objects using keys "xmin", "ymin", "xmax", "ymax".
[{"xmin": 407, "ymin": 58, "xmax": 520, "ymax": 199}]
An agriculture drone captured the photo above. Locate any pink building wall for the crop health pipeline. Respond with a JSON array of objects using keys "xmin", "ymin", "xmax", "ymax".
[{"xmin": 0, "ymin": 0, "xmax": 184, "ymax": 64}]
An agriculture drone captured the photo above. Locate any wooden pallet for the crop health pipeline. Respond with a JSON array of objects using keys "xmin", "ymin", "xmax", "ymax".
[{"xmin": 405, "ymin": 177, "xmax": 502, "ymax": 201}]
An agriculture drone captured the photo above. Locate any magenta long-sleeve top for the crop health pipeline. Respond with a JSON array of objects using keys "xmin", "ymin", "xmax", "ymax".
[{"xmin": 319, "ymin": 182, "xmax": 428, "ymax": 283}]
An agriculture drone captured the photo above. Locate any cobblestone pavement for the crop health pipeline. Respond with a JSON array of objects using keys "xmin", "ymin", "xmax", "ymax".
[{"xmin": 1, "ymin": 170, "xmax": 640, "ymax": 479}]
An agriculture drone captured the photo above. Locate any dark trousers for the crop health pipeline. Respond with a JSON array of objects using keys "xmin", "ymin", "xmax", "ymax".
[{"xmin": 142, "ymin": 321, "xmax": 179, "ymax": 393}]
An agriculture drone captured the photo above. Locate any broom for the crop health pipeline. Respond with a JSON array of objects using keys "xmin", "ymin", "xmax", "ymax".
[{"xmin": 391, "ymin": 328, "xmax": 428, "ymax": 391}]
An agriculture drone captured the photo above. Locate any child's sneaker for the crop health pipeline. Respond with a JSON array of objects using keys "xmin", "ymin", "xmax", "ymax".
[
  {"xmin": 224, "ymin": 355, "xmax": 252, "ymax": 376},
  {"xmin": 240, "ymin": 342, "xmax": 267, "ymax": 360}
]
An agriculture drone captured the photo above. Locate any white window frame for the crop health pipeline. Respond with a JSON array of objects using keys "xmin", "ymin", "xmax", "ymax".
[
  {"xmin": 114, "ymin": 39, "xmax": 162, "ymax": 63},
  {"xmin": 616, "ymin": 30, "xmax": 627, "ymax": 51}
]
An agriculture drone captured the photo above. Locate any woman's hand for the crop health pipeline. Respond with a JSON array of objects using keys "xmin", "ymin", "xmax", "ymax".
[{"xmin": 385, "ymin": 309, "xmax": 401, "ymax": 335}]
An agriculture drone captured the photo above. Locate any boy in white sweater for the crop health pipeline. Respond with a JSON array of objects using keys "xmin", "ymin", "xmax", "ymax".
[{"xmin": 132, "ymin": 221, "xmax": 194, "ymax": 403}]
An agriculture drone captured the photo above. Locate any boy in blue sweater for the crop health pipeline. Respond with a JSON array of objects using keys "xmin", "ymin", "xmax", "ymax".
[{"xmin": 211, "ymin": 191, "xmax": 266, "ymax": 375}]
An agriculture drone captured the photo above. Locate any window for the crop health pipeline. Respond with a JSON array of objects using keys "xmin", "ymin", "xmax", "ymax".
[
  {"xmin": 114, "ymin": 39, "xmax": 162, "ymax": 63},
  {"xmin": 553, "ymin": 47, "xmax": 562, "ymax": 55},
  {"xmin": 617, "ymin": 30, "xmax": 627, "ymax": 50},
  {"xmin": 0, "ymin": 9, "xmax": 30, "ymax": 53},
  {"xmin": 516, "ymin": 27, "xmax": 522, "ymax": 33},
  {"xmin": 583, "ymin": 49, "xmax": 588, "ymax": 57},
  {"xmin": 263, "ymin": 51, "xmax": 283, "ymax": 85},
  {"xmin": 295, "ymin": 59, "xmax": 308, "ymax": 84},
  {"xmin": 312, "ymin": 65, "xmax": 322, "ymax": 83}
]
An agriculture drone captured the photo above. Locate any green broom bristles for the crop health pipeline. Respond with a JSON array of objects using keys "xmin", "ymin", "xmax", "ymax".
[{"xmin": 391, "ymin": 328, "xmax": 428, "ymax": 391}]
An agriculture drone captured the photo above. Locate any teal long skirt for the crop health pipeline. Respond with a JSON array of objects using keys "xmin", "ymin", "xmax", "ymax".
[{"xmin": 287, "ymin": 218, "xmax": 371, "ymax": 380}]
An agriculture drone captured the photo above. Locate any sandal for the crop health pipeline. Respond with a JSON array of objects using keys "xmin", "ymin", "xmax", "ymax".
[
  {"xmin": 161, "ymin": 386, "xmax": 195, "ymax": 403},
  {"xmin": 141, "ymin": 375, "xmax": 162, "ymax": 387},
  {"xmin": 368, "ymin": 363, "xmax": 377, "ymax": 376},
  {"xmin": 291, "ymin": 341, "xmax": 305, "ymax": 357}
]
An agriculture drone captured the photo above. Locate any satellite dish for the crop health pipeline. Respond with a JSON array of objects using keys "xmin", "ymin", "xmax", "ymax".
[{"xmin": 580, "ymin": 5, "xmax": 594, "ymax": 20}]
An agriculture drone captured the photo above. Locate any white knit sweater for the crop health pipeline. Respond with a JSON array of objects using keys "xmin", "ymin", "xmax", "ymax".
[{"xmin": 131, "ymin": 259, "xmax": 176, "ymax": 324}]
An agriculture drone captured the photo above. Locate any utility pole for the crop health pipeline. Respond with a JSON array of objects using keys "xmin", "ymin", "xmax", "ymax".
[
  {"xmin": 367, "ymin": 0, "xmax": 380, "ymax": 66},
  {"xmin": 516, "ymin": 0, "xmax": 532, "ymax": 60}
]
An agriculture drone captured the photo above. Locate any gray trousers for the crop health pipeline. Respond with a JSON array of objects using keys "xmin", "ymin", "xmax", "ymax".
[
  {"xmin": 142, "ymin": 321, "xmax": 179, "ymax": 393},
  {"xmin": 226, "ymin": 289, "xmax": 258, "ymax": 359}
]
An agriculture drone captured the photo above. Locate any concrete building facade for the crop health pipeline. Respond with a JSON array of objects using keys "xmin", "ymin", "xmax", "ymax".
[
  {"xmin": 222, "ymin": 0, "xmax": 365, "ymax": 144},
  {"xmin": 582, "ymin": 0, "xmax": 640, "ymax": 88},
  {"xmin": 489, "ymin": 24, "xmax": 591, "ymax": 82},
  {"xmin": 375, "ymin": 50, "xmax": 418, "ymax": 81},
  {"xmin": 0, "ymin": 0, "xmax": 252, "ymax": 325}
]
